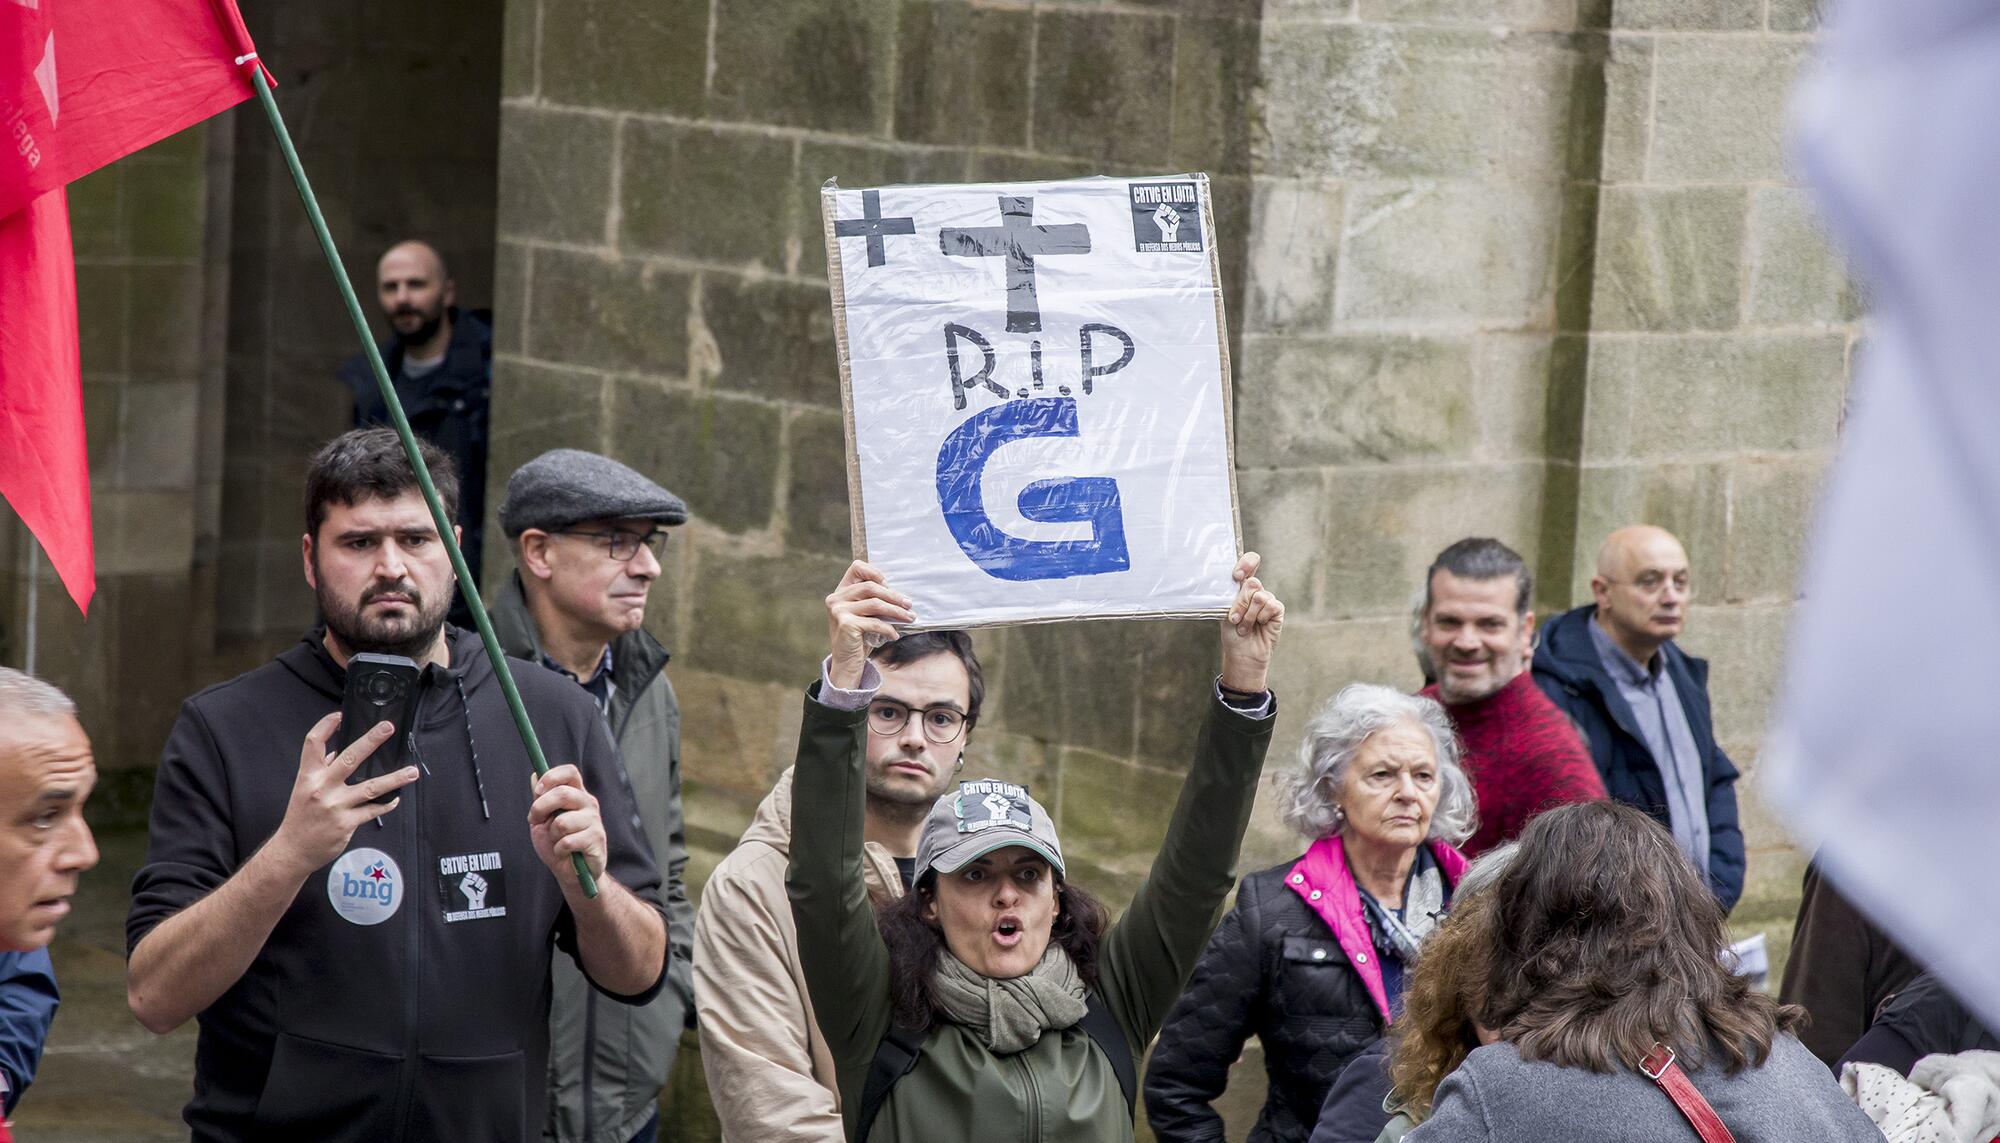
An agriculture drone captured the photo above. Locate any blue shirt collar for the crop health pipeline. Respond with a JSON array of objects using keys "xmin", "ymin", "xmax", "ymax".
[
  {"xmin": 539, "ymin": 644, "xmax": 616, "ymax": 714},
  {"xmin": 1586, "ymin": 612, "xmax": 1662, "ymax": 687}
]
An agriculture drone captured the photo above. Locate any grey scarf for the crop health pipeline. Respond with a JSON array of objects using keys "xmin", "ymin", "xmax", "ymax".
[
  {"xmin": 931, "ymin": 945, "xmax": 1088, "ymax": 1054},
  {"xmin": 1360, "ymin": 855, "xmax": 1446, "ymax": 965}
]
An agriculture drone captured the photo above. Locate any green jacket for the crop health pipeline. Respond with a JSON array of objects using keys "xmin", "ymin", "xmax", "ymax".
[
  {"xmin": 787, "ymin": 685, "xmax": 1274, "ymax": 1143},
  {"xmin": 490, "ymin": 575, "xmax": 694, "ymax": 1143}
]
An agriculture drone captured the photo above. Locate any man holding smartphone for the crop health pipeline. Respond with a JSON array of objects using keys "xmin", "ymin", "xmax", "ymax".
[
  {"xmin": 125, "ymin": 428, "xmax": 668, "ymax": 1143},
  {"xmin": 489, "ymin": 449, "xmax": 694, "ymax": 1143}
]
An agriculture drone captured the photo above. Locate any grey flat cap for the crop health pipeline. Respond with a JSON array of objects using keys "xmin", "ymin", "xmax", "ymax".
[{"xmin": 498, "ymin": 449, "xmax": 689, "ymax": 536}]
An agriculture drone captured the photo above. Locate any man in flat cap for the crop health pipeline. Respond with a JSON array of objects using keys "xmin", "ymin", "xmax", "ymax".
[{"xmin": 491, "ymin": 448, "xmax": 692, "ymax": 1143}]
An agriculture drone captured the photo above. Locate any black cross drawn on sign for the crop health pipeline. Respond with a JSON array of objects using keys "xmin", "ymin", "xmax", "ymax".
[
  {"xmin": 939, "ymin": 196, "xmax": 1091, "ymax": 334},
  {"xmin": 833, "ymin": 189, "xmax": 917, "ymax": 268}
]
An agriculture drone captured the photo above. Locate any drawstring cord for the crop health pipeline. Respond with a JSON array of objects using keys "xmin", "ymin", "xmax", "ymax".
[{"xmin": 452, "ymin": 673, "xmax": 492, "ymax": 820}]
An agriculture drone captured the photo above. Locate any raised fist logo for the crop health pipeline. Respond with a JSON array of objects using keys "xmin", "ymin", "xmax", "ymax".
[
  {"xmin": 1151, "ymin": 202, "xmax": 1181, "ymax": 242},
  {"xmin": 982, "ymin": 792, "xmax": 1014, "ymax": 823},
  {"xmin": 459, "ymin": 871, "xmax": 489, "ymax": 911}
]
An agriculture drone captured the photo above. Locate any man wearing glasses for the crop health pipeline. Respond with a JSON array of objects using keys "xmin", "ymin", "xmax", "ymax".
[
  {"xmin": 694, "ymin": 627, "xmax": 983, "ymax": 1142},
  {"xmin": 492, "ymin": 449, "xmax": 693, "ymax": 1143},
  {"xmin": 1532, "ymin": 524, "xmax": 1745, "ymax": 911}
]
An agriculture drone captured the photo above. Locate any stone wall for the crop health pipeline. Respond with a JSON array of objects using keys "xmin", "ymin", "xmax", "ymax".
[
  {"xmin": 1565, "ymin": 0, "xmax": 1855, "ymax": 945},
  {"xmin": 499, "ymin": 0, "xmax": 1856, "ymax": 1136},
  {"xmin": 0, "ymin": 122, "xmax": 231, "ymax": 789}
]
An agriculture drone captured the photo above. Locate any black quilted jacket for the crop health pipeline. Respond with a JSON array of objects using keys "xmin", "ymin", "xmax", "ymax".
[{"xmin": 1143, "ymin": 860, "xmax": 1384, "ymax": 1143}]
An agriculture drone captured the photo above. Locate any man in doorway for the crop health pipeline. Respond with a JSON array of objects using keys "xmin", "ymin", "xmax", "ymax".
[
  {"xmin": 126, "ymin": 428, "xmax": 666, "ymax": 1141},
  {"xmin": 1532, "ymin": 525, "xmax": 1745, "ymax": 910},
  {"xmin": 490, "ymin": 449, "xmax": 694, "ymax": 1143},
  {"xmin": 1417, "ymin": 538, "xmax": 1603, "ymax": 856},
  {"xmin": 693, "ymin": 628, "xmax": 983, "ymax": 1142},
  {"xmin": 336, "ymin": 239, "xmax": 493, "ymax": 607}
]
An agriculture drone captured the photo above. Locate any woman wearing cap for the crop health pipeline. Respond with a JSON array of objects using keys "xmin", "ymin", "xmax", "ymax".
[
  {"xmin": 787, "ymin": 554, "xmax": 1284, "ymax": 1143},
  {"xmin": 1145, "ymin": 684, "xmax": 1476, "ymax": 1143}
]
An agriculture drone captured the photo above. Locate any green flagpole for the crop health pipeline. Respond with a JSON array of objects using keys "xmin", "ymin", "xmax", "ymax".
[{"xmin": 247, "ymin": 65, "xmax": 597, "ymax": 898}]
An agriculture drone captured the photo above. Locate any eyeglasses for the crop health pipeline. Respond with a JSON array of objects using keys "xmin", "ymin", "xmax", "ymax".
[
  {"xmin": 554, "ymin": 528, "xmax": 670, "ymax": 561},
  {"xmin": 867, "ymin": 699, "xmax": 970, "ymax": 745}
]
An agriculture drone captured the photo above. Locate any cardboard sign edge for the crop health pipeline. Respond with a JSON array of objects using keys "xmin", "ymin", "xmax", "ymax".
[{"xmin": 820, "ymin": 181, "xmax": 872, "ymax": 564}]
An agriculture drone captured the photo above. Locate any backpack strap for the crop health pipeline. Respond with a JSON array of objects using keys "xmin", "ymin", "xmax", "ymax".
[
  {"xmin": 852, "ymin": 995, "xmax": 1137, "ymax": 1142},
  {"xmin": 855, "ymin": 1022, "xmax": 930, "ymax": 1143},
  {"xmin": 1077, "ymin": 994, "xmax": 1138, "ymax": 1115}
]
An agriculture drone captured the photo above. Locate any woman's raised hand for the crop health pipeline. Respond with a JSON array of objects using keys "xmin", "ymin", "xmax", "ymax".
[{"xmin": 1219, "ymin": 551, "xmax": 1284, "ymax": 695}]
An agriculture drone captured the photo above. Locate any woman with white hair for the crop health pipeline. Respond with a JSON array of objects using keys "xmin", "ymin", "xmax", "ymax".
[{"xmin": 1145, "ymin": 684, "xmax": 1479, "ymax": 1143}]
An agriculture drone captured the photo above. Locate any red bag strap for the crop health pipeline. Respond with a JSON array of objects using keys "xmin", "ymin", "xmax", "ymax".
[{"xmin": 1639, "ymin": 1043, "xmax": 1737, "ymax": 1143}]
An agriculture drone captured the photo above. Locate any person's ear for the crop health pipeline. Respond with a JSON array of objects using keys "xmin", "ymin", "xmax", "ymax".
[
  {"xmin": 301, "ymin": 533, "xmax": 318, "ymax": 590},
  {"xmin": 519, "ymin": 530, "xmax": 556, "ymax": 581},
  {"xmin": 920, "ymin": 893, "xmax": 939, "ymax": 927},
  {"xmin": 1589, "ymin": 574, "xmax": 1611, "ymax": 609},
  {"xmin": 1519, "ymin": 609, "xmax": 1536, "ymax": 650},
  {"xmin": 443, "ymin": 278, "xmax": 457, "ymax": 310}
]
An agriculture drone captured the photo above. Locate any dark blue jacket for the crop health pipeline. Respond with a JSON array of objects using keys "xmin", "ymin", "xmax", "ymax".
[
  {"xmin": 1531, "ymin": 605, "xmax": 1745, "ymax": 911},
  {"xmin": 0, "ymin": 949, "xmax": 57, "ymax": 1114}
]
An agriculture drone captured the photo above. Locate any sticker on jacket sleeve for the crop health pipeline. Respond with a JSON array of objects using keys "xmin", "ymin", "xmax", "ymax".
[
  {"xmin": 438, "ymin": 851, "xmax": 508, "ymax": 923},
  {"xmin": 327, "ymin": 848, "xmax": 402, "ymax": 925}
]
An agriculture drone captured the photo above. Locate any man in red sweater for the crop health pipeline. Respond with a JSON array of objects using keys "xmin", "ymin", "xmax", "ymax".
[{"xmin": 1417, "ymin": 538, "xmax": 1604, "ymax": 855}]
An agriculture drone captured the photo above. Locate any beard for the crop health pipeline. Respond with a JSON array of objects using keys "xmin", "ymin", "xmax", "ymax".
[
  {"xmin": 319, "ymin": 575, "xmax": 451, "ymax": 661},
  {"xmin": 391, "ymin": 304, "xmax": 445, "ymax": 349},
  {"xmin": 1436, "ymin": 656, "xmax": 1517, "ymax": 705}
]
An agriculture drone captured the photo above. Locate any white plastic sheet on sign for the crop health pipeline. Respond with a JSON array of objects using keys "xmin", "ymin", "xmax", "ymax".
[{"xmin": 821, "ymin": 174, "xmax": 1241, "ymax": 631}]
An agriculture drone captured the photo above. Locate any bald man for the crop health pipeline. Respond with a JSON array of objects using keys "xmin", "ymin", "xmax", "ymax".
[
  {"xmin": 335, "ymin": 240, "xmax": 494, "ymax": 608},
  {"xmin": 1531, "ymin": 526, "xmax": 1745, "ymax": 910}
]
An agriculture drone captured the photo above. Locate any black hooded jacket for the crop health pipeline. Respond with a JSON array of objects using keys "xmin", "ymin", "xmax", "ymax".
[{"xmin": 128, "ymin": 627, "xmax": 666, "ymax": 1143}]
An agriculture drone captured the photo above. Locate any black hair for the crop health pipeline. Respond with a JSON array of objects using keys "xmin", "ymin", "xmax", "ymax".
[
  {"xmin": 1424, "ymin": 537, "xmax": 1532, "ymax": 617},
  {"xmin": 304, "ymin": 427, "xmax": 459, "ymax": 541},
  {"xmin": 871, "ymin": 630, "xmax": 986, "ymax": 724}
]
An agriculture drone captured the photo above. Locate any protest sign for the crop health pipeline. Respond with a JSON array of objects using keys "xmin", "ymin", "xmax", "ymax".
[{"xmin": 822, "ymin": 174, "xmax": 1241, "ymax": 630}]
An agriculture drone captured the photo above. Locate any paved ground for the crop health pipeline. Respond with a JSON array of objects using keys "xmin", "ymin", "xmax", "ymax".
[{"xmin": 13, "ymin": 828, "xmax": 193, "ymax": 1141}]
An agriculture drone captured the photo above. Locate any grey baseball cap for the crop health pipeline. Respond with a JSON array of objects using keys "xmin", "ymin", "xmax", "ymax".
[
  {"xmin": 913, "ymin": 779, "xmax": 1066, "ymax": 885},
  {"xmin": 498, "ymin": 448, "xmax": 688, "ymax": 537}
]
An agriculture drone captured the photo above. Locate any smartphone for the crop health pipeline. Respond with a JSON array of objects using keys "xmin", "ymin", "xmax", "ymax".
[{"xmin": 338, "ymin": 653, "xmax": 422, "ymax": 804}]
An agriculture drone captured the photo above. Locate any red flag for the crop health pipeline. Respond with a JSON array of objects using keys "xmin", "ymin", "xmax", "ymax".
[
  {"xmin": 0, "ymin": 0, "xmax": 263, "ymax": 612},
  {"xmin": 0, "ymin": 190, "xmax": 87, "ymax": 610}
]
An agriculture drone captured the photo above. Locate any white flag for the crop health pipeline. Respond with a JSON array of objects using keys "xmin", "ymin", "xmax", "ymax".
[{"xmin": 1764, "ymin": 0, "xmax": 2000, "ymax": 1036}]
